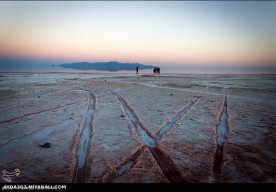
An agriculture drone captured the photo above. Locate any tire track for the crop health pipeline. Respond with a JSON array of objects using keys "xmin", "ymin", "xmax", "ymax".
[
  {"xmin": 156, "ymin": 86, "xmax": 208, "ymax": 138},
  {"xmin": 109, "ymin": 90, "xmax": 156, "ymax": 147},
  {"xmin": 148, "ymin": 147, "xmax": 187, "ymax": 183},
  {"xmin": 156, "ymin": 97, "xmax": 200, "ymax": 138},
  {"xmin": 110, "ymin": 90, "xmax": 186, "ymax": 183},
  {"xmin": 105, "ymin": 148, "xmax": 142, "ymax": 183},
  {"xmin": 73, "ymin": 92, "xmax": 96, "ymax": 183},
  {"xmin": 211, "ymin": 88, "xmax": 229, "ymax": 182}
]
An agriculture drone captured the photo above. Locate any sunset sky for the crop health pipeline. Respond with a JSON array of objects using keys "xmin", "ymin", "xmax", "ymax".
[{"xmin": 0, "ymin": 1, "xmax": 275, "ymax": 70}]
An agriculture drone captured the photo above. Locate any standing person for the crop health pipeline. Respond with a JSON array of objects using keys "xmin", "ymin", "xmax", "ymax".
[{"xmin": 136, "ymin": 66, "xmax": 139, "ymax": 74}]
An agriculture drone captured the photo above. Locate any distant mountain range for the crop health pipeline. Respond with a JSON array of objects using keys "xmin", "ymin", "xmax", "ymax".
[{"xmin": 55, "ymin": 61, "xmax": 155, "ymax": 72}]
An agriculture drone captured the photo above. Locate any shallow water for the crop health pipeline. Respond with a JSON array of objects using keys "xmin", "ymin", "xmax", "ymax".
[
  {"xmin": 124, "ymin": 106, "xmax": 156, "ymax": 148},
  {"xmin": 216, "ymin": 104, "xmax": 228, "ymax": 146},
  {"xmin": 77, "ymin": 97, "xmax": 95, "ymax": 168},
  {"xmin": 158, "ymin": 103, "xmax": 193, "ymax": 137}
]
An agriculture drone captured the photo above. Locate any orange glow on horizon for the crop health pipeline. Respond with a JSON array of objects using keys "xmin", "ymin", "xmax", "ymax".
[{"xmin": 1, "ymin": 1, "xmax": 275, "ymax": 67}]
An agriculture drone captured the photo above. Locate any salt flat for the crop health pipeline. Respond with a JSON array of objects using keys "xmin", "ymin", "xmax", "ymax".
[{"xmin": 0, "ymin": 73, "xmax": 275, "ymax": 183}]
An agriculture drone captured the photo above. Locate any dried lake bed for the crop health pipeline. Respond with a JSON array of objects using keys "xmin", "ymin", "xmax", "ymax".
[{"xmin": 0, "ymin": 72, "xmax": 275, "ymax": 183}]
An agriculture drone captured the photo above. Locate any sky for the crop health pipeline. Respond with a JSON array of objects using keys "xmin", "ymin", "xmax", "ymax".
[{"xmin": 0, "ymin": 1, "xmax": 275, "ymax": 71}]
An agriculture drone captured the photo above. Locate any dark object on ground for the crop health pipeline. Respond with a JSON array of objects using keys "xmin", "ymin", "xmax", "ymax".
[
  {"xmin": 170, "ymin": 93, "xmax": 173, "ymax": 96},
  {"xmin": 39, "ymin": 143, "xmax": 51, "ymax": 148},
  {"xmin": 136, "ymin": 66, "xmax": 139, "ymax": 74},
  {"xmin": 153, "ymin": 67, "xmax": 160, "ymax": 74},
  {"xmin": 120, "ymin": 114, "xmax": 125, "ymax": 117}
]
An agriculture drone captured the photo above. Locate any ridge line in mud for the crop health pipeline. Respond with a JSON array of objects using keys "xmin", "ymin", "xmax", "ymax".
[
  {"xmin": 212, "ymin": 87, "xmax": 229, "ymax": 183},
  {"xmin": 0, "ymin": 100, "xmax": 86, "ymax": 124},
  {"xmin": 125, "ymin": 87, "xmax": 154, "ymax": 99},
  {"xmin": 73, "ymin": 93, "xmax": 96, "ymax": 183},
  {"xmin": 0, "ymin": 100, "xmax": 28, "ymax": 110},
  {"xmin": 121, "ymin": 81, "xmax": 216, "ymax": 95},
  {"xmin": 96, "ymin": 92, "xmax": 112, "ymax": 98},
  {"xmin": 0, "ymin": 117, "xmax": 79, "ymax": 150}
]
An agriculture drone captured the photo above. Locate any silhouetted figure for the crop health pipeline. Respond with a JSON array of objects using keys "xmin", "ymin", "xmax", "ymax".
[
  {"xmin": 136, "ymin": 66, "xmax": 139, "ymax": 74},
  {"xmin": 153, "ymin": 67, "xmax": 160, "ymax": 74}
]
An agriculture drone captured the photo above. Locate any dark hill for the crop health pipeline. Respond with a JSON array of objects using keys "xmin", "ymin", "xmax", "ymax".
[{"xmin": 57, "ymin": 61, "xmax": 155, "ymax": 72}]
